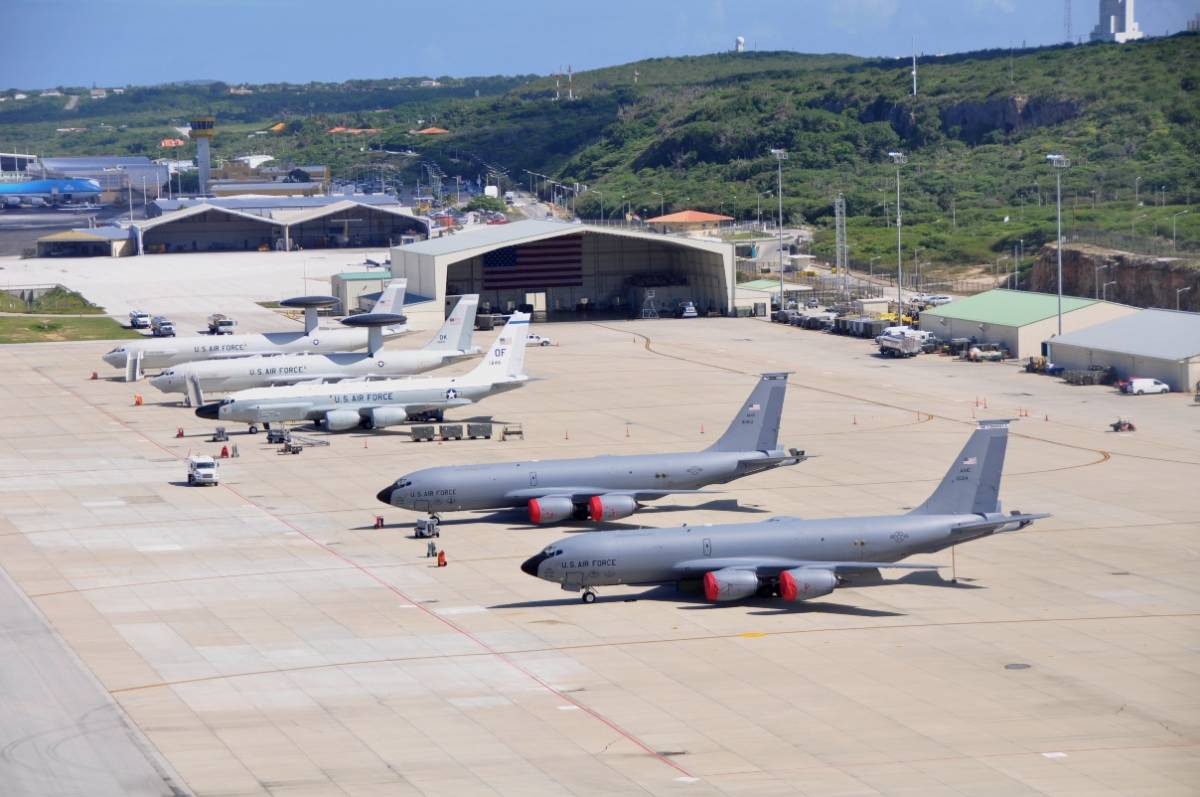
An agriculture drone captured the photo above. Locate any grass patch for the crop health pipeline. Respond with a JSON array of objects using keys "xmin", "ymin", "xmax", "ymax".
[
  {"xmin": 255, "ymin": 301, "xmax": 282, "ymax": 309},
  {"xmin": 0, "ymin": 286, "xmax": 104, "ymax": 314},
  {"xmin": 0, "ymin": 316, "xmax": 142, "ymax": 344}
]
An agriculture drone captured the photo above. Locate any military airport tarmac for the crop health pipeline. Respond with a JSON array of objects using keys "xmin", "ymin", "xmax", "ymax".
[{"xmin": 1, "ymin": 311, "xmax": 1197, "ymax": 796}]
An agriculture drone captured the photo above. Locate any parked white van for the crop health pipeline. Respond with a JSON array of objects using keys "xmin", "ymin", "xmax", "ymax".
[{"xmin": 1122, "ymin": 377, "xmax": 1170, "ymax": 395}]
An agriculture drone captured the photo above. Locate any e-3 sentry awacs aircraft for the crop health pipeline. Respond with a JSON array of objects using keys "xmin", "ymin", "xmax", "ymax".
[
  {"xmin": 376, "ymin": 372, "xmax": 807, "ymax": 523},
  {"xmin": 148, "ymin": 294, "xmax": 481, "ymax": 402},
  {"xmin": 195, "ymin": 312, "xmax": 532, "ymax": 432},
  {"xmin": 521, "ymin": 420, "xmax": 1048, "ymax": 603},
  {"xmin": 102, "ymin": 280, "xmax": 408, "ymax": 380}
]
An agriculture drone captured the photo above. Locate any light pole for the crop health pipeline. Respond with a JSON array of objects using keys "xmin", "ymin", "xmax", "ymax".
[
  {"xmin": 1178, "ymin": 286, "xmax": 1193, "ymax": 310},
  {"xmin": 888, "ymin": 151, "xmax": 906, "ymax": 316},
  {"xmin": 651, "ymin": 190, "xmax": 664, "ymax": 218},
  {"xmin": 1135, "ymin": 176, "xmax": 1141, "ymax": 206},
  {"xmin": 770, "ymin": 148, "xmax": 788, "ymax": 309},
  {"xmin": 1094, "ymin": 263, "xmax": 1108, "ymax": 300},
  {"xmin": 1172, "ymin": 210, "xmax": 1189, "ymax": 251},
  {"xmin": 1047, "ymin": 153, "xmax": 1070, "ymax": 335},
  {"xmin": 592, "ymin": 190, "xmax": 604, "ymax": 223},
  {"xmin": 757, "ymin": 191, "xmax": 770, "ymax": 229},
  {"xmin": 1103, "ymin": 280, "xmax": 1117, "ymax": 301}
]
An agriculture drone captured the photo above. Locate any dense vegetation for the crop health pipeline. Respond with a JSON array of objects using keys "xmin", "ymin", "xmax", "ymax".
[{"xmin": 4, "ymin": 34, "xmax": 1197, "ymax": 267}]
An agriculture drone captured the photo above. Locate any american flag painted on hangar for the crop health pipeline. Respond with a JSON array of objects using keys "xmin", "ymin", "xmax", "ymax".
[{"xmin": 482, "ymin": 235, "xmax": 584, "ymax": 289}]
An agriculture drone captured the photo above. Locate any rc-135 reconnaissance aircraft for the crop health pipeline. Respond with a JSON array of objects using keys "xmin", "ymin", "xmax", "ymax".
[
  {"xmin": 149, "ymin": 294, "xmax": 481, "ymax": 403},
  {"xmin": 521, "ymin": 420, "xmax": 1048, "ymax": 603},
  {"xmin": 376, "ymin": 372, "xmax": 807, "ymax": 523},
  {"xmin": 102, "ymin": 280, "xmax": 408, "ymax": 380},
  {"xmin": 196, "ymin": 312, "xmax": 532, "ymax": 432}
]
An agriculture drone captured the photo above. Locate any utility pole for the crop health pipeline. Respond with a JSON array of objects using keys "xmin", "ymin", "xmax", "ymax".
[{"xmin": 911, "ymin": 38, "xmax": 917, "ymax": 97}]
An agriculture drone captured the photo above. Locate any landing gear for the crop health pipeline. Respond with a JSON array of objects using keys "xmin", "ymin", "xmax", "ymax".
[
  {"xmin": 247, "ymin": 425, "xmax": 259, "ymax": 434},
  {"xmin": 581, "ymin": 589, "xmax": 597, "ymax": 604}
]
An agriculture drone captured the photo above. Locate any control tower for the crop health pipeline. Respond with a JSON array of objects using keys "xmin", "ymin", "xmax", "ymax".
[{"xmin": 189, "ymin": 116, "xmax": 215, "ymax": 195}]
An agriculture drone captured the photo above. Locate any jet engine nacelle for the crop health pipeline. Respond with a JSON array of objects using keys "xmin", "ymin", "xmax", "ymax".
[
  {"xmin": 528, "ymin": 496, "xmax": 575, "ymax": 525},
  {"xmin": 778, "ymin": 568, "xmax": 837, "ymax": 601},
  {"xmin": 366, "ymin": 407, "xmax": 410, "ymax": 429},
  {"xmin": 588, "ymin": 494, "xmax": 637, "ymax": 521},
  {"xmin": 703, "ymin": 568, "xmax": 760, "ymax": 602},
  {"xmin": 323, "ymin": 409, "xmax": 363, "ymax": 431}
]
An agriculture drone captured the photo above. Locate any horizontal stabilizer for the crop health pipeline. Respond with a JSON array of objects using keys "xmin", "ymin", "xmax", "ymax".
[{"xmin": 953, "ymin": 512, "xmax": 1050, "ymax": 534}]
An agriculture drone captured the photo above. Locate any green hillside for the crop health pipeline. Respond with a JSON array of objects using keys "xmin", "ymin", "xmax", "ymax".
[{"xmin": 4, "ymin": 35, "xmax": 1197, "ymax": 267}]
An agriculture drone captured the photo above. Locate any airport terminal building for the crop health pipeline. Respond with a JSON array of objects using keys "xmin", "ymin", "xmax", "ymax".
[{"xmin": 390, "ymin": 220, "xmax": 736, "ymax": 320}]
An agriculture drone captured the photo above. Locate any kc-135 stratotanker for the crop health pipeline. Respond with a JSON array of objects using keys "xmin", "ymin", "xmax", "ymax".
[
  {"xmin": 521, "ymin": 420, "xmax": 1048, "ymax": 603},
  {"xmin": 376, "ymin": 372, "xmax": 806, "ymax": 524}
]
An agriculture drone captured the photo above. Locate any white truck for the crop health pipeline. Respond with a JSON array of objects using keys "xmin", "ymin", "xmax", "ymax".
[
  {"xmin": 187, "ymin": 455, "xmax": 219, "ymax": 486},
  {"xmin": 207, "ymin": 314, "xmax": 236, "ymax": 335},
  {"xmin": 879, "ymin": 332, "xmax": 922, "ymax": 358},
  {"xmin": 129, "ymin": 310, "xmax": 151, "ymax": 329}
]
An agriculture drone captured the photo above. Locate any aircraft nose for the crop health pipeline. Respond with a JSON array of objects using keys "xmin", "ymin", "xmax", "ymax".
[
  {"xmin": 520, "ymin": 552, "xmax": 549, "ymax": 578},
  {"xmin": 148, "ymin": 374, "xmax": 170, "ymax": 392},
  {"xmin": 194, "ymin": 402, "xmax": 221, "ymax": 420},
  {"xmin": 102, "ymin": 351, "xmax": 123, "ymax": 368},
  {"xmin": 375, "ymin": 484, "xmax": 397, "ymax": 506}
]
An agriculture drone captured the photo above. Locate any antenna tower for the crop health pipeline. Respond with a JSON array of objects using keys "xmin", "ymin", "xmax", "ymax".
[
  {"xmin": 834, "ymin": 193, "xmax": 848, "ymax": 295},
  {"xmin": 911, "ymin": 38, "xmax": 917, "ymax": 97},
  {"xmin": 568, "ymin": 65, "xmax": 574, "ymax": 101}
]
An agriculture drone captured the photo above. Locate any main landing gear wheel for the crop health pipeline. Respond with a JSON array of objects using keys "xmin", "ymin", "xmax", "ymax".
[
  {"xmin": 581, "ymin": 590, "xmax": 596, "ymax": 604},
  {"xmin": 248, "ymin": 425, "xmax": 259, "ymax": 434}
]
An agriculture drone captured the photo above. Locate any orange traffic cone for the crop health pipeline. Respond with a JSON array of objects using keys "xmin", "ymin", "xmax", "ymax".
[
  {"xmin": 133, "ymin": 394, "xmax": 143, "ymax": 406},
  {"xmin": 220, "ymin": 445, "xmax": 229, "ymax": 459},
  {"xmin": 437, "ymin": 550, "xmax": 447, "ymax": 568},
  {"xmin": 176, "ymin": 427, "xmax": 184, "ymax": 438}
]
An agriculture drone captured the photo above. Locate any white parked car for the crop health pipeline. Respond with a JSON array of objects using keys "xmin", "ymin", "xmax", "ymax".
[
  {"xmin": 1123, "ymin": 377, "xmax": 1170, "ymax": 395},
  {"xmin": 925, "ymin": 295, "xmax": 953, "ymax": 306},
  {"xmin": 527, "ymin": 333, "xmax": 553, "ymax": 347}
]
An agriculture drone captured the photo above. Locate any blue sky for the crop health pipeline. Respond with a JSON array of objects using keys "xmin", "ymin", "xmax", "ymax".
[{"xmin": 6, "ymin": 0, "xmax": 1199, "ymax": 88}]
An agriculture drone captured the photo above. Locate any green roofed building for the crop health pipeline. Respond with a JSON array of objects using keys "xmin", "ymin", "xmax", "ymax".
[{"xmin": 919, "ymin": 289, "xmax": 1137, "ymax": 359}]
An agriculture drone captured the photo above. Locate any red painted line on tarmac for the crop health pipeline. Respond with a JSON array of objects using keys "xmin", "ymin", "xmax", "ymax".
[{"xmin": 43, "ymin": 370, "xmax": 696, "ymax": 781}]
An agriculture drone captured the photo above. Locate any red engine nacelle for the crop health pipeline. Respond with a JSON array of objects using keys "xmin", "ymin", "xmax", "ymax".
[
  {"xmin": 702, "ymin": 568, "xmax": 760, "ymax": 602},
  {"xmin": 588, "ymin": 494, "xmax": 638, "ymax": 521},
  {"xmin": 778, "ymin": 568, "xmax": 837, "ymax": 601},
  {"xmin": 528, "ymin": 496, "xmax": 575, "ymax": 524}
]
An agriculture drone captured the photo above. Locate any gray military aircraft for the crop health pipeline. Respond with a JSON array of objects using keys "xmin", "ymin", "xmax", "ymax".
[
  {"xmin": 521, "ymin": 420, "xmax": 1048, "ymax": 602},
  {"xmin": 376, "ymin": 372, "xmax": 806, "ymax": 523}
]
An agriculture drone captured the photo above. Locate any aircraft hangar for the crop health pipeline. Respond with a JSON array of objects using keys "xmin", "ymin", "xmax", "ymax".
[
  {"xmin": 131, "ymin": 198, "xmax": 428, "ymax": 255},
  {"xmin": 390, "ymin": 219, "xmax": 736, "ymax": 320}
]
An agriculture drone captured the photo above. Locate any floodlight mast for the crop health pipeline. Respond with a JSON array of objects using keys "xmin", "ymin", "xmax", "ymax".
[
  {"xmin": 770, "ymin": 148, "xmax": 788, "ymax": 310},
  {"xmin": 1047, "ymin": 153, "xmax": 1071, "ymax": 334},
  {"xmin": 888, "ymin": 151, "xmax": 906, "ymax": 319}
]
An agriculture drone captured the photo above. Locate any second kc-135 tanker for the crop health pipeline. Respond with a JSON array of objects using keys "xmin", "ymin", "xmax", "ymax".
[
  {"xmin": 521, "ymin": 420, "xmax": 1048, "ymax": 603},
  {"xmin": 148, "ymin": 294, "xmax": 481, "ymax": 400},
  {"xmin": 102, "ymin": 280, "xmax": 408, "ymax": 379},
  {"xmin": 376, "ymin": 372, "xmax": 807, "ymax": 523},
  {"xmin": 196, "ymin": 312, "xmax": 532, "ymax": 431}
]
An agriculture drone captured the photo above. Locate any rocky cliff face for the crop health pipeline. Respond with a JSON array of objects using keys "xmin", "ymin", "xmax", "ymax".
[
  {"xmin": 1030, "ymin": 244, "xmax": 1200, "ymax": 311},
  {"xmin": 940, "ymin": 96, "xmax": 1081, "ymax": 144}
]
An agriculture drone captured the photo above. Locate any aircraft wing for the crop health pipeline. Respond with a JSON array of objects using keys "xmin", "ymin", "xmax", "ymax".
[
  {"xmin": 502, "ymin": 487, "xmax": 714, "ymax": 502},
  {"xmin": 671, "ymin": 557, "xmax": 941, "ymax": 576},
  {"xmin": 952, "ymin": 512, "xmax": 1051, "ymax": 534}
]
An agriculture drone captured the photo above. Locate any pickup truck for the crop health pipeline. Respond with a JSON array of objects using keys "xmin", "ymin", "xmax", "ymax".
[
  {"xmin": 151, "ymin": 316, "xmax": 175, "ymax": 337},
  {"xmin": 207, "ymin": 314, "xmax": 236, "ymax": 335}
]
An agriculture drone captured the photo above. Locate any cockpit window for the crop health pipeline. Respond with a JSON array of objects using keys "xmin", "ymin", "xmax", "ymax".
[
  {"xmin": 541, "ymin": 546, "xmax": 564, "ymax": 557},
  {"xmin": 219, "ymin": 398, "xmax": 234, "ymax": 406},
  {"xmin": 397, "ymin": 479, "xmax": 412, "ymax": 488}
]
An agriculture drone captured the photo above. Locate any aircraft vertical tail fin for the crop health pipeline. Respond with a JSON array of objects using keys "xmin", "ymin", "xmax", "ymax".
[
  {"xmin": 706, "ymin": 372, "xmax": 789, "ymax": 452},
  {"xmin": 469, "ymin": 312, "xmax": 530, "ymax": 381},
  {"xmin": 426, "ymin": 295, "xmax": 480, "ymax": 352},
  {"xmin": 909, "ymin": 420, "xmax": 1012, "ymax": 516},
  {"xmin": 371, "ymin": 278, "xmax": 407, "ymax": 315}
]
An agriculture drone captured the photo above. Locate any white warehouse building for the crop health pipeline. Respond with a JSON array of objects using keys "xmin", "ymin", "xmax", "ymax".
[{"xmin": 1046, "ymin": 309, "xmax": 1200, "ymax": 392}]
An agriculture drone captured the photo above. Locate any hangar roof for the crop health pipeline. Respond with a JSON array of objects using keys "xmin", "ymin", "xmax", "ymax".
[
  {"xmin": 400, "ymin": 220, "xmax": 582, "ymax": 256},
  {"xmin": 921, "ymin": 289, "xmax": 1098, "ymax": 327},
  {"xmin": 154, "ymin": 195, "xmax": 401, "ymax": 214},
  {"xmin": 133, "ymin": 203, "xmax": 283, "ymax": 232},
  {"xmin": 1048, "ymin": 308, "xmax": 1200, "ymax": 361},
  {"xmin": 38, "ymin": 226, "xmax": 131, "ymax": 243}
]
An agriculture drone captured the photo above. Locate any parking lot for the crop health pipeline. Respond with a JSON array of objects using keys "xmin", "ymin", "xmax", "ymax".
[{"xmin": 1, "ymin": 313, "xmax": 1198, "ymax": 796}]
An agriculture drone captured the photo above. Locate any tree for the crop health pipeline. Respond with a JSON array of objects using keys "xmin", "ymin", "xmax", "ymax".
[{"xmin": 467, "ymin": 195, "xmax": 506, "ymax": 213}]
